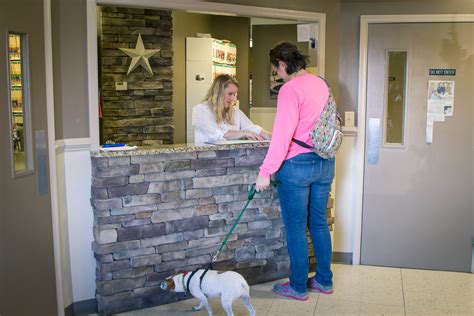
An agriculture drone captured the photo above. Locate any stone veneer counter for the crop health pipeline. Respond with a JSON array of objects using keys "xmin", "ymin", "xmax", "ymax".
[{"xmin": 90, "ymin": 143, "xmax": 318, "ymax": 314}]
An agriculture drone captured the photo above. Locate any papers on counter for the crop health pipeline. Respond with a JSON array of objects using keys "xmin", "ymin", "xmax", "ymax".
[
  {"xmin": 100, "ymin": 145, "xmax": 138, "ymax": 152},
  {"xmin": 205, "ymin": 139, "xmax": 271, "ymax": 145}
]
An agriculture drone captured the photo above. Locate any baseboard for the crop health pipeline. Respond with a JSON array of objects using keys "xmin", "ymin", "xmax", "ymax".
[
  {"xmin": 65, "ymin": 299, "xmax": 98, "ymax": 316},
  {"xmin": 333, "ymin": 252, "xmax": 352, "ymax": 264}
]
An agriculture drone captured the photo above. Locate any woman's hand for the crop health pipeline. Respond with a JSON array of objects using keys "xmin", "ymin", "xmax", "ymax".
[
  {"xmin": 242, "ymin": 131, "xmax": 265, "ymax": 141},
  {"xmin": 255, "ymin": 175, "xmax": 270, "ymax": 192},
  {"xmin": 259, "ymin": 129, "xmax": 272, "ymax": 140},
  {"xmin": 224, "ymin": 130, "xmax": 264, "ymax": 140}
]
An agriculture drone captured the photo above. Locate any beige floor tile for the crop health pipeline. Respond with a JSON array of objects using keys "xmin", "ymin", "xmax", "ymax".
[
  {"xmin": 360, "ymin": 285, "xmax": 404, "ymax": 306},
  {"xmin": 332, "ymin": 264, "xmax": 364, "ymax": 284},
  {"xmin": 405, "ymin": 307, "xmax": 473, "ymax": 316},
  {"xmin": 247, "ymin": 289, "xmax": 275, "ymax": 310},
  {"xmin": 358, "ymin": 266, "xmax": 402, "ymax": 287},
  {"xmin": 269, "ymin": 294, "xmax": 318, "ymax": 316},
  {"xmin": 404, "ymin": 288, "xmax": 473, "ymax": 314},
  {"xmin": 314, "ymin": 298, "xmax": 361, "ymax": 315},
  {"xmin": 114, "ymin": 265, "xmax": 473, "ymax": 316},
  {"xmin": 266, "ymin": 311, "xmax": 295, "ymax": 316},
  {"xmin": 131, "ymin": 297, "xmax": 223, "ymax": 316},
  {"xmin": 402, "ymin": 268, "xmax": 473, "ymax": 293},
  {"xmin": 359, "ymin": 302, "xmax": 405, "ymax": 315},
  {"xmin": 316, "ymin": 283, "xmax": 362, "ymax": 302},
  {"xmin": 215, "ymin": 305, "xmax": 268, "ymax": 316}
]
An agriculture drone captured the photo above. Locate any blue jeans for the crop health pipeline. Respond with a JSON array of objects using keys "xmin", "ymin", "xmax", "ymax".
[{"xmin": 275, "ymin": 152, "xmax": 335, "ymax": 293}]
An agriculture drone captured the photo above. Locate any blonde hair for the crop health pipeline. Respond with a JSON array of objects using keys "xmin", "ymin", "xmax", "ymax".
[{"xmin": 204, "ymin": 74, "xmax": 239, "ymax": 124}]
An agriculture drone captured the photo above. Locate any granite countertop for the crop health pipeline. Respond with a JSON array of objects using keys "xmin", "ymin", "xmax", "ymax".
[{"xmin": 91, "ymin": 141, "xmax": 270, "ymax": 157}]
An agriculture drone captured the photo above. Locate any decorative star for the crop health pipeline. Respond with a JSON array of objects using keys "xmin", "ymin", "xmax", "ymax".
[{"xmin": 119, "ymin": 33, "xmax": 160, "ymax": 75}]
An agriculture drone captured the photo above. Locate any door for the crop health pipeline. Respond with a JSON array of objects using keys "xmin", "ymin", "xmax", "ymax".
[
  {"xmin": 0, "ymin": 1, "xmax": 57, "ymax": 315},
  {"xmin": 361, "ymin": 22, "xmax": 473, "ymax": 272}
]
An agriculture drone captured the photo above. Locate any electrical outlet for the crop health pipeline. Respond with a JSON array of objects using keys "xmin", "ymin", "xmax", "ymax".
[
  {"xmin": 345, "ymin": 111, "xmax": 355, "ymax": 127},
  {"xmin": 115, "ymin": 82, "xmax": 127, "ymax": 91}
]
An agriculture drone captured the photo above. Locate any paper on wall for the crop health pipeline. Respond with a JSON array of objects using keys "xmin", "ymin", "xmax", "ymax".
[
  {"xmin": 425, "ymin": 80, "xmax": 455, "ymax": 143},
  {"xmin": 297, "ymin": 23, "xmax": 318, "ymax": 43},
  {"xmin": 427, "ymin": 80, "xmax": 455, "ymax": 117},
  {"xmin": 426, "ymin": 119, "xmax": 434, "ymax": 144},
  {"xmin": 427, "ymin": 101, "xmax": 445, "ymax": 122}
]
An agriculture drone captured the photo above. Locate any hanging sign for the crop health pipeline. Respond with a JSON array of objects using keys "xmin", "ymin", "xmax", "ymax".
[{"xmin": 429, "ymin": 69, "xmax": 456, "ymax": 76}]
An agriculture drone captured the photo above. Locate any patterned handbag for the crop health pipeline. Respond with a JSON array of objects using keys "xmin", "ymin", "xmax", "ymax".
[{"xmin": 292, "ymin": 77, "xmax": 343, "ymax": 159}]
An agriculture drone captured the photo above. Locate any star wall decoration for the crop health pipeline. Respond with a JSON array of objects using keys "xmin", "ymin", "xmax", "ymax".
[{"xmin": 119, "ymin": 33, "xmax": 160, "ymax": 75}]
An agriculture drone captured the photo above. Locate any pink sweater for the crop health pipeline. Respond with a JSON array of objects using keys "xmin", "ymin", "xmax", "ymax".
[{"xmin": 259, "ymin": 73, "xmax": 329, "ymax": 178}]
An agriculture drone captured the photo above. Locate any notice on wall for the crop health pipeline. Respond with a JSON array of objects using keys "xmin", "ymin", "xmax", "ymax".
[
  {"xmin": 297, "ymin": 24, "xmax": 316, "ymax": 42},
  {"xmin": 426, "ymin": 80, "xmax": 455, "ymax": 143},
  {"xmin": 428, "ymin": 80, "xmax": 455, "ymax": 116}
]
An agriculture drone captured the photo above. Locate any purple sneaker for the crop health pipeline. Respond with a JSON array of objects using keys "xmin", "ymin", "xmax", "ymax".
[
  {"xmin": 273, "ymin": 282, "xmax": 309, "ymax": 301},
  {"xmin": 307, "ymin": 277, "xmax": 333, "ymax": 294}
]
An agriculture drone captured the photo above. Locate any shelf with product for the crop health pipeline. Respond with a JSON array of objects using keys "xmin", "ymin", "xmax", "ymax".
[
  {"xmin": 9, "ymin": 33, "xmax": 25, "ymax": 156},
  {"xmin": 9, "ymin": 34, "xmax": 24, "ymax": 126}
]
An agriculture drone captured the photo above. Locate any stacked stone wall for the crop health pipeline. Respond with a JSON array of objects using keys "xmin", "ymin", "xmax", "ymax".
[
  {"xmin": 91, "ymin": 147, "xmax": 335, "ymax": 314},
  {"xmin": 99, "ymin": 7, "xmax": 174, "ymax": 146}
]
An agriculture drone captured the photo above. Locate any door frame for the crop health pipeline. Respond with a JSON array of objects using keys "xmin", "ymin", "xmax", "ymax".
[
  {"xmin": 43, "ymin": 0, "xmax": 64, "ymax": 314},
  {"xmin": 353, "ymin": 14, "xmax": 474, "ymax": 265},
  {"xmin": 2, "ymin": 0, "xmax": 63, "ymax": 314},
  {"xmin": 86, "ymin": 0, "xmax": 327, "ymax": 150}
]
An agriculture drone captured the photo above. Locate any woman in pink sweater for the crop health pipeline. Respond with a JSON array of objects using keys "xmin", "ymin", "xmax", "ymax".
[{"xmin": 255, "ymin": 42, "xmax": 335, "ymax": 300}]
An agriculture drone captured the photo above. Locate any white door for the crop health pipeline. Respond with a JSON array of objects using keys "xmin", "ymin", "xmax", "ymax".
[
  {"xmin": 0, "ymin": 1, "xmax": 57, "ymax": 314},
  {"xmin": 361, "ymin": 22, "xmax": 473, "ymax": 272}
]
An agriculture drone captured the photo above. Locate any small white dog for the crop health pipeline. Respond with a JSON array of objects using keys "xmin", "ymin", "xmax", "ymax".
[{"xmin": 160, "ymin": 269, "xmax": 256, "ymax": 316}]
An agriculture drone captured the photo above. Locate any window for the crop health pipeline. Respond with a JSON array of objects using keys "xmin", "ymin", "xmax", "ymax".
[
  {"xmin": 384, "ymin": 51, "xmax": 407, "ymax": 146},
  {"xmin": 8, "ymin": 32, "xmax": 32, "ymax": 174}
]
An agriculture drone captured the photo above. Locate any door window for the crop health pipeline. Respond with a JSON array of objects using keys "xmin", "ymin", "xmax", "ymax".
[
  {"xmin": 384, "ymin": 50, "xmax": 407, "ymax": 146},
  {"xmin": 8, "ymin": 32, "xmax": 33, "ymax": 175}
]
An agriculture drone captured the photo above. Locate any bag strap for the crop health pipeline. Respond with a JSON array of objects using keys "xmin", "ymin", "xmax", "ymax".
[
  {"xmin": 291, "ymin": 76, "xmax": 331, "ymax": 149},
  {"xmin": 291, "ymin": 137, "xmax": 313, "ymax": 149}
]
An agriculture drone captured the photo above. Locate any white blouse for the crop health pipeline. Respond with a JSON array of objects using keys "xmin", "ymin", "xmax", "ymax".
[{"xmin": 192, "ymin": 102, "xmax": 263, "ymax": 144}]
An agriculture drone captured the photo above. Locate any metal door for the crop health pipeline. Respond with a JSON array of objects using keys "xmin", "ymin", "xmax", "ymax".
[
  {"xmin": 361, "ymin": 22, "xmax": 473, "ymax": 272},
  {"xmin": 0, "ymin": 1, "xmax": 57, "ymax": 314}
]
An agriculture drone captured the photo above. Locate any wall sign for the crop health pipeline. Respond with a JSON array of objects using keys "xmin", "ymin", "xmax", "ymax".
[{"xmin": 429, "ymin": 69, "xmax": 456, "ymax": 76}]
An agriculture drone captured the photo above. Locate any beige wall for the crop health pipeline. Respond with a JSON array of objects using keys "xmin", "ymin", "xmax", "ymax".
[
  {"xmin": 212, "ymin": 16, "xmax": 251, "ymax": 116},
  {"xmin": 52, "ymin": 0, "xmax": 89, "ymax": 140},
  {"xmin": 172, "ymin": 12, "xmax": 250, "ymax": 144},
  {"xmin": 172, "ymin": 12, "xmax": 212, "ymax": 144},
  {"xmin": 52, "ymin": 0, "xmax": 474, "ymax": 137},
  {"xmin": 251, "ymin": 24, "xmax": 308, "ymax": 108},
  {"xmin": 210, "ymin": 0, "xmax": 341, "ymax": 96},
  {"xmin": 53, "ymin": 0, "xmax": 338, "ymax": 141},
  {"xmin": 339, "ymin": 0, "xmax": 474, "ymax": 125}
]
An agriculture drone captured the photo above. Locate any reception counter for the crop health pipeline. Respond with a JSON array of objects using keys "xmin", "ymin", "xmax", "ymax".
[{"xmin": 90, "ymin": 143, "xmax": 326, "ymax": 314}]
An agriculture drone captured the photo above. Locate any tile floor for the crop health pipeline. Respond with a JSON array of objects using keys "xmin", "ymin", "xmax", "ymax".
[{"xmin": 114, "ymin": 264, "xmax": 473, "ymax": 316}]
